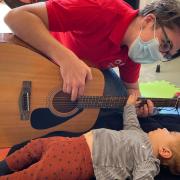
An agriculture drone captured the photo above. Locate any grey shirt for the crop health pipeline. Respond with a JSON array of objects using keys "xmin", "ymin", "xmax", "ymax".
[{"xmin": 92, "ymin": 104, "xmax": 160, "ymax": 180}]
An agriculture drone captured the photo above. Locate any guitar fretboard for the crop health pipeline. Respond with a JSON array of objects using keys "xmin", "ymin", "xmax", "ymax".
[{"xmin": 77, "ymin": 96, "xmax": 179, "ymax": 108}]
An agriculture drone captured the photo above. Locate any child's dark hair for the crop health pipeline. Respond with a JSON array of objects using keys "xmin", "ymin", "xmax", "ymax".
[{"xmin": 139, "ymin": 0, "xmax": 180, "ymax": 30}]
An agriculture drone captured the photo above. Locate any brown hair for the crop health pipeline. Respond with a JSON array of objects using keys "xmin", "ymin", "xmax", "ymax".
[{"xmin": 139, "ymin": 0, "xmax": 180, "ymax": 30}]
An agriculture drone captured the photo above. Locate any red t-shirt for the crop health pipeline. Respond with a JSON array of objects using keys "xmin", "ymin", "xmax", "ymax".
[{"xmin": 46, "ymin": 0, "xmax": 140, "ymax": 83}]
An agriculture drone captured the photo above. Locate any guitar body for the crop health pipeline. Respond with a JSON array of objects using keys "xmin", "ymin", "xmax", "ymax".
[
  {"xmin": 0, "ymin": 43, "xmax": 104, "ymax": 147},
  {"xmin": 1, "ymin": 34, "xmax": 178, "ymax": 147}
]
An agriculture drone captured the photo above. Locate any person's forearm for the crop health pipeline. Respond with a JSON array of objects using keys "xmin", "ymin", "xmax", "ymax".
[
  {"xmin": 123, "ymin": 81, "xmax": 141, "ymax": 96},
  {"xmin": 123, "ymin": 104, "xmax": 141, "ymax": 130},
  {"xmin": 4, "ymin": 9, "xmax": 74, "ymax": 66}
]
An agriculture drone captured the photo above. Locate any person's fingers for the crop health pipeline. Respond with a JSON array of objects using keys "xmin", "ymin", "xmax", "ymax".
[
  {"xmin": 137, "ymin": 100, "xmax": 154, "ymax": 117},
  {"xmin": 86, "ymin": 69, "xmax": 93, "ymax": 81},
  {"xmin": 63, "ymin": 82, "xmax": 67, "ymax": 93},
  {"xmin": 66, "ymin": 85, "xmax": 72, "ymax": 94},
  {"xmin": 127, "ymin": 94, "xmax": 134, "ymax": 104},
  {"xmin": 136, "ymin": 91, "xmax": 140, "ymax": 97},
  {"xmin": 128, "ymin": 92, "xmax": 139, "ymax": 103},
  {"xmin": 133, "ymin": 91, "xmax": 139, "ymax": 98},
  {"xmin": 77, "ymin": 77, "xmax": 86, "ymax": 98},
  {"xmin": 71, "ymin": 87, "xmax": 78, "ymax": 101},
  {"xmin": 147, "ymin": 99, "xmax": 154, "ymax": 115},
  {"xmin": 78, "ymin": 86, "xmax": 85, "ymax": 97},
  {"xmin": 135, "ymin": 100, "xmax": 141, "ymax": 106},
  {"xmin": 132, "ymin": 94, "xmax": 138, "ymax": 104},
  {"xmin": 134, "ymin": 93, "xmax": 139, "ymax": 101},
  {"xmin": 64, "ymin": 79, "xmax": 72, "ymax": 94},
  {"xmin": 129, "ymin": 94, "xmax": 133, "ymax": 99},
  {"xmin": 137, "ymin": 106, "xmax": 144, "ymax": 117},
  {"xmin": 143, "ymin": 104, "xmax": 149, "ymax": 117},
  {"xmin": 62, "ymin": 81, "xmax": 72, "ymax": 94}
]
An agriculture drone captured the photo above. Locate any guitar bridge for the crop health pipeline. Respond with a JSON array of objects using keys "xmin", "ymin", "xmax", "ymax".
[{"xmin": 19, "ymin": 81, "xmax": 31, "ymax": 120}]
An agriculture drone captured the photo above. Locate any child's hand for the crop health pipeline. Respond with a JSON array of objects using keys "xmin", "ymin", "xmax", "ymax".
[{"xmin": 126, "ymin": 93, "xmax": 139, "ymax": 106}]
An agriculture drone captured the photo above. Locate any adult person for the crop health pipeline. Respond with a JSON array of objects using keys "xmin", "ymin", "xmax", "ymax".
[
  {"xmin": 3, "ymin": 0, "xmax": 180, "ymax": 161},
  {"xmin": 4, "ymin": 0, "xmax": 180, "ymax": 117},
  {"xmin": 4, "ymin": 0, "xmax": 179, "ymax": 61}
]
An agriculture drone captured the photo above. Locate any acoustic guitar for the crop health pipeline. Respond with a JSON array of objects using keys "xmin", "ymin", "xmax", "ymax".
[{"xmin": 0, "ymin": 43, "xmax": 179, "ymax": 148}]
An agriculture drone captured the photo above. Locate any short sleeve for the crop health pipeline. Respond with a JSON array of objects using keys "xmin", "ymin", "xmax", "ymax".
[
  {"xmin": 133, "ymin": 158, "xmax": 160, "ymax": 180},
  {"xmin": 46, "ymin": 0, "xmax": 104, "ymax": 32}
]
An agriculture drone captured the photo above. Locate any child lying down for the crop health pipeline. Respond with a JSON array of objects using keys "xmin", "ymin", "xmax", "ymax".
[{"xmin": 0, "ymin": 93, "xmax": 180, "ymax": 179}]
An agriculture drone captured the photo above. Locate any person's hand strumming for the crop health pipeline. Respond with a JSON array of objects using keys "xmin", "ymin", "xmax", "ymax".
[{"xmin": 58, "ymin": 53, "xmax": 93, "ymax": 101}]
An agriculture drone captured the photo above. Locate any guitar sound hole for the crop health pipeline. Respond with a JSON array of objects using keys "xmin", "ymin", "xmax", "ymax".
[{"xmin": 52, "ymin": 91, "xmax": 77, "ymax": 113}]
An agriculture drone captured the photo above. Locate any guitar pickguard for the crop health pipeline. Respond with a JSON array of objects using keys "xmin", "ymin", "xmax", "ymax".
[{"xmin": 31, "ymin": 108, "xmax": 83, "ymax": 129}]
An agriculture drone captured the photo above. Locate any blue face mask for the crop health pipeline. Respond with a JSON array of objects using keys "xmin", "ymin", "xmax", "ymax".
[{"xmin": 128, "ymin": 21, "xmax": 164, "ymax": 64}]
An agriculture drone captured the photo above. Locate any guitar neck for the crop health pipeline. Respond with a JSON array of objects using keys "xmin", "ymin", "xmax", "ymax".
[{"xmin": 77, "ymin": 96, "xmax": 179, "ymax": 109}]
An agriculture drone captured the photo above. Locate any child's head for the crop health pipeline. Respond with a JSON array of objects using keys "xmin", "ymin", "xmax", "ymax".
[
  {"xmin": 164, "ymin": 139, "xmax": 180, "ymax": 175},
  {"xmin": 149, "ymin": 128, "xmax": 180, "ymax": 175}
]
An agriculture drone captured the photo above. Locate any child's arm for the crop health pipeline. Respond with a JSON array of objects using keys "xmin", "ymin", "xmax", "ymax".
[
  {"xmin": 133, "ymin": 159, "xmax": 160, "ymax": 180},
  {"xmin": 123, "ymin": 94, "xmax": 141, "ymax": 130}
]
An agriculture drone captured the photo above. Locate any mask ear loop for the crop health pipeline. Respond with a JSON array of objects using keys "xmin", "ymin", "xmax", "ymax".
[
  {"xmin": 138, "ymin": 16, "xmax": 150, "ymax": 38},
  {"xmin": 139, "ymin": 25, "xmax": 143, "ymax": 36},
  {"xmin": 136, "ymin": 28, "xmax": 142, "ymax": 42},
  {"xmin": 139, "ymin": 16, "xmax": 157, "ymax": 40},
  {"xmin": 153, "ymin": 17, "xmax": 158, "ymax": 40}
]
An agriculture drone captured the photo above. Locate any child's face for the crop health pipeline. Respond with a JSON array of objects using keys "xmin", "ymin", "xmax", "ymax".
[{"xmin": 149, "ymin": 128, "xmax": 180, "ymax": 143}]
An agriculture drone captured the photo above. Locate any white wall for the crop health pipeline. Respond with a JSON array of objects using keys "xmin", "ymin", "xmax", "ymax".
[{"xmin": 0, "ymin": 1, "xmax": 11, "ymax": 33}]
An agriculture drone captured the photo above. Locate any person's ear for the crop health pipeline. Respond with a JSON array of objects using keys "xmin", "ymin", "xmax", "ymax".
[
  {"xmin": 159, "ymin": 147, "xmax": 173, "ymax": 159},
  {"xmin": 142, "ymin": 14, "xmax": 156, "ymax": 29},
  {"xmin": 144, "ymin": 14, "xmax": 156, "ymax": 23}
]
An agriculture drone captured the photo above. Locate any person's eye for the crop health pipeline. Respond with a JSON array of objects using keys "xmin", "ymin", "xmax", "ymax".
[{"xmin": 160, "ymin": 41, "xmax": 171, "ymax": 52}]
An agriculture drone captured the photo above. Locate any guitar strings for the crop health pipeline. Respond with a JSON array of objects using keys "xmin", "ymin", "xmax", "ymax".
[{"xmin": 28, "ymin": 97, "xmax": 179, "ymax": 108}]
